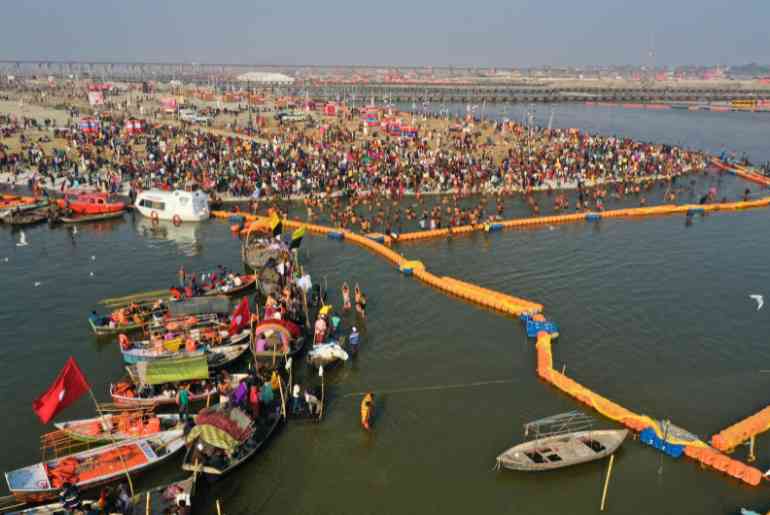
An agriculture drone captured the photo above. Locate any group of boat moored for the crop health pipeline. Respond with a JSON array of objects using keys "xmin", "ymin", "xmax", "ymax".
[{"xmin": 2, "ymin": 233, "xmax": 362, "ymax": 513}]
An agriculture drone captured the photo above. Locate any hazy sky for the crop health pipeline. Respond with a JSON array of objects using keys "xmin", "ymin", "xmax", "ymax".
[{"xmin": 1, "ymin": 0, "xmax": 767, "ymax": 67}]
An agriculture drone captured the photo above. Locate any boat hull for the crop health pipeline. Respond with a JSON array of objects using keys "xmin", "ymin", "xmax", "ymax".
[
  {"xmin": 6, "ymin": 430, "xmax": 185, "ymax": 503},
  {"xmin": 496, "ymin": 429, "xmax": 628, "ymax": 472}
]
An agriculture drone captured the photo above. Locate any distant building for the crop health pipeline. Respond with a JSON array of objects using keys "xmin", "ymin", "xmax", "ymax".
[{"xmin": 236, "ymin": 72, "xmax": 294, "ymax": 85}]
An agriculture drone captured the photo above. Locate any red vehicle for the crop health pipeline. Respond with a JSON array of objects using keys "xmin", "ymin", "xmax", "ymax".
[{"xmin": 57, "ymin": 192, "xmax": 125, "ymax": 215}]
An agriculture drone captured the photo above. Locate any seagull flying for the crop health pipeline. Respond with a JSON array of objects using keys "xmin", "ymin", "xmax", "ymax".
[{"xmin": 750, "ymin": 294, "xmax": 764, "ymax": 311}]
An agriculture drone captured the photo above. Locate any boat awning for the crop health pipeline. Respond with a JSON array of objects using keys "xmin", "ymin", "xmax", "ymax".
[
  {"xmin": 186, "ymin": 424, "xmax": 239, "ymax": 453},
  {"xmin": 129, "ymin": 355, "xmax": 209, "ymax": 385},
  {"xmin": 169, "ymin": 296, "xmax": 230, "ymax": 317}
]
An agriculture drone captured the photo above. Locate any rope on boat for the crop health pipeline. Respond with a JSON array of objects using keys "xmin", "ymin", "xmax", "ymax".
[{"xmin": 341, "ymin": 378, "xmax": 516, "ymax": 398}]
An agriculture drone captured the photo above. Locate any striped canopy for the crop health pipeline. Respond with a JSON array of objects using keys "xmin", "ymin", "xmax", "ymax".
[{"xmin": 186, "ymin": 424, "xmax": 239, "ymax": 453}]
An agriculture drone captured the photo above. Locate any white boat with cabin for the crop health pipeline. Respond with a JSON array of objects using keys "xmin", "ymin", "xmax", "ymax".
[{"xmin": 134, "ymin": 189, "xmax": 210, "ymax": 222}]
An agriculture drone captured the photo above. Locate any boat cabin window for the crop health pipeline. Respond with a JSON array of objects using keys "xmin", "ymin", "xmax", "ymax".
[
  {"xmin": 581, "ymin": 438, "xmax": 606, "ymax": 453},
  {"xmin": 140, "ymin": 199, "xmax": 166, "ymax": 210}
]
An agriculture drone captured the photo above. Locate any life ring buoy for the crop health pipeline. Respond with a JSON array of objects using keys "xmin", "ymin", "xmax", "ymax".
[
  {"xmin": 150, "ymin": 211, "xmax": 159, "ymax": 224},
  {"xmin": 172, "ymin": 215, "xmax": 182, "ymax": 226}
]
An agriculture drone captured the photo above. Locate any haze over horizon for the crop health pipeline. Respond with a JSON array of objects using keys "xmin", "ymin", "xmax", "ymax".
[{"xmin": 2, "ymin": 0, "xmax": 768, "ymax": 67}]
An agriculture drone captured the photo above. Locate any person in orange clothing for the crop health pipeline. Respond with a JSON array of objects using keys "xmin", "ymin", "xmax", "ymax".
[{"xmin": 360, "ymin": 392, "xmax": 374, "ymax": 431}]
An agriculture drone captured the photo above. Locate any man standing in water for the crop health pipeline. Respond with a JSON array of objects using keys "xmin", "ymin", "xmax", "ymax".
[{"xmin": 360, "ymin": 392, "xmax": 374, "ymax": 431}]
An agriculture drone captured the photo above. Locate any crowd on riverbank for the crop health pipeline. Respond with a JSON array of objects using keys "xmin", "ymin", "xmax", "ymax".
[{"xmin": 1, "ymin": 98, "xmax": 709, "ymax": 216}]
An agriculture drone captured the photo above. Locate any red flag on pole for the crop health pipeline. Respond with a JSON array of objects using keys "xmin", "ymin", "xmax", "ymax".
[
  {"xmin": 229, "ymin": 297, "xmax": 251, "ymax": 336},
  {"xmin": 32, "ymin": 357, "xmax": 90, "ymax": 424}
]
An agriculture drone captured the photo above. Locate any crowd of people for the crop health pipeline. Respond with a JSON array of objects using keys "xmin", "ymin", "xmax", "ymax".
[{"xmin": 1, "ymin": 89, "xmax": 713, "ymax": 232}]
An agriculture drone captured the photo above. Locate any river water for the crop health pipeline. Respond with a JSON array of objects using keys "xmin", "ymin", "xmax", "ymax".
[{"xmin": 2, "ymin": 104, "xmax": 770, "ymax": 514}]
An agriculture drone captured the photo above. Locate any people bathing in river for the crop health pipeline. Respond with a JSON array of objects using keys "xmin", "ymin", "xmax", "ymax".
[
  {"xmin": 342, "ymin": 282, "xmax": 352, "ymax": 311},
  {"xmin": 354, "ymin": 284, "xmax": 367, "ymax": 319}
]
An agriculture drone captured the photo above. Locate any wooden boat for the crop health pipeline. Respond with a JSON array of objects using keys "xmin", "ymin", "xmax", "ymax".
[
  {"xmin": 110, "ymin": 356, "xmax": 247, "ymax": 408},
  {"xmin": 89, "ymin": 298, "xmax": 176, "ymax": 337},
  {"xmin": 54, "ymin": 413, "xmax": 181, "ymax": 443},
  {"xmin": 0, "ymin": 197, "xmax": 47, "ymax": 218},
  {"xmin": 495, "ymin": 429, "xmax": 627, "ymax": 471},
  {"xmin": 251, "ymin": 320, "xmax": 306, "ymax": 365},
  {"xmin": 181, "ymin": 403, "xmax": 282, "ymax": 478},
  {"xmin": 497, "ymin": 429, "xmax": 628, "ymax": 472},
  {"xmin": 56, "ymin": 192, "xmax": 125, "ymax": 215},
  {"xmin": 496, "ymin": 411, "xmax": 627, "ymax": 473},
  {"xmin": 120, "ymin": 333, "xmax": 250, "ymax": 366},
  {"xmin": 89, "ymin": 317, "xmax": 147, "ymax": 337},
  {"xmin": 5, "ymin": 430, "xmax": 185, "ymax": 503},
  {"xmin": 203, "ymin": 274, "xmax": 257, "ymax": 297},
  {"xmin": 3, "ymin": 209, "xmax": 48, "ymax": 226},
  {"xmin": 59, "ymin": 210, "xmax": 126, "ymax": 224},
  {"xmin": 5, "ymin": 475, "xmax": 195, "ymax": 514}
]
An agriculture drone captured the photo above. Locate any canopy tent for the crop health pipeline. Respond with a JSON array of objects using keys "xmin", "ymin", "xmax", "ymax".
[
  {"xmin": 255, "ymin": 319, "xmax": 301, "ymax": 338},
  {"xmin": 128, "ymin": 355, "xmax": 209, "ymax": 386},
  {"xmin": 169, "ymin": 296, "xmax": 231, "ymax": 317}
]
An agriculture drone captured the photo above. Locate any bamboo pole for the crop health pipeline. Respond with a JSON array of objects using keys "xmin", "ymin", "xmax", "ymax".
[
  {"xmin": 216, "ymin": 499, "xmax": 222, "ymax": 515},
  {"xmin": 748, "ymin": 435, "xmax": 756, "ymax": 462},
  {"xmin": 87, "ymin": 388, "xmax": 134, "ymax": 496},
  {"xmin": 600, "ymin": 454, "xmax": 615, "ymax": 512},
  {"xmin": 277, "ymin": 374, "xmax": 287, "ymax": 419},
  {"xmin": 318, "ymin": 366, "xmax": 325, "ymax": 421},
  {"xmin": 145, "ymin": 491, "xmax": 150, "ymax": 515}
]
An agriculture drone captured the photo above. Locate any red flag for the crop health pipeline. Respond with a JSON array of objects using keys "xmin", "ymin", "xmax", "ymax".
[
  {"xmin": 32, "ymin": 357, "xmax": 90, "ymax": 424},
  {"xmin": 229, "ymin": 297, "xmax": 251, "ymax": 336}
]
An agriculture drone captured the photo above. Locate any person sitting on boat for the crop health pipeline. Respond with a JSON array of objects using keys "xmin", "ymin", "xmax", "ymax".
[
  {"xmin": 255, "ymin": 333, "xmax": 268, "ymax": 353},
  {"xmin": 305, "ymin": 389, "xmax": 321, "ymax": 416},
  {"xmin": 90, "ymin": 310, "xmax": 107, "ymax": 327},
  {"xmin": 170, "ymin": 286, "xmax": 184, "ymax": 301}
]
